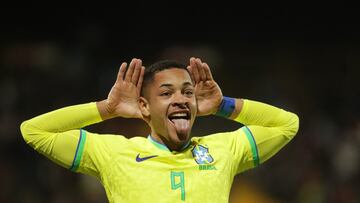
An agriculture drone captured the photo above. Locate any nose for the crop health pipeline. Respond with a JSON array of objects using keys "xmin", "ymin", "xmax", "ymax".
[{"xmin": 171, "ymin": 92, "xmax": 188, "ymax": 108}]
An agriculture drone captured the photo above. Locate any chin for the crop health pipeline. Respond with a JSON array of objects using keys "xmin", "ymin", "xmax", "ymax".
[
  {"xmin": 172, "ymin": 132, "xmax": 190, "ymax": 143},
  {"xmin": 163, "ymin": 115, "xmax": 194, "ymax": 150},
  {"xmin": 167, "ymin": 131, "xmax": 191, "ymax": 149}
]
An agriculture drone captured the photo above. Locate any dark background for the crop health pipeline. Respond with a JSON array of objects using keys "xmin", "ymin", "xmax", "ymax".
[{"xmin": 1, "ymin": 5, "xmax": 359, "ymax": 203}]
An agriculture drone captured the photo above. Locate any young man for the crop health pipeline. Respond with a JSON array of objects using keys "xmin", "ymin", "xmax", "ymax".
[{"xmin": 20, "ymin": 57, "xmax": 299, "ymax": 202}]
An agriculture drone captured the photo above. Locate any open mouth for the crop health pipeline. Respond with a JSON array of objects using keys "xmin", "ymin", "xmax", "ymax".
[
  {"xmin": 168, "ymin": 111, "xmax": 191, "ymax": 122},
  {"xmin": 167, "ymin": 110, "xmax": 191, "ymax": 139}
]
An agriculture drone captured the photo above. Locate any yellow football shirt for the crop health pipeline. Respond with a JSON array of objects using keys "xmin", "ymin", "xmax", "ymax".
[{"xmin": 20, "ymin": 99, "xmax": 299, "ymax": 203}]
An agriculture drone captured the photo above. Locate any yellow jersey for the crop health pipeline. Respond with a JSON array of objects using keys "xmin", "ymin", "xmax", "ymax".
[{"xmin": 20, "ymin": 99, "xmax": 299, "ymax": 203}]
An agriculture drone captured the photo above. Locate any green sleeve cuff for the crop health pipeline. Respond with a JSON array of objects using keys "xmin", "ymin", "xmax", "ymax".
[{"xmin": 69, "ymin": 129, "xmax": 87, "ymax": 172}]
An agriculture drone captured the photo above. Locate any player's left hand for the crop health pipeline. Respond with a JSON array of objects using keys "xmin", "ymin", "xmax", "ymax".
[{"xmin": 187, "ymin": 57, "xmax": 223, "ymax": 116}]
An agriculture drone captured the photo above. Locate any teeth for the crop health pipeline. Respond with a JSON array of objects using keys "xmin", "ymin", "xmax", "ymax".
[{"xmin": 172, "ymin": 113, "xmax": 187, "ymax": 117}]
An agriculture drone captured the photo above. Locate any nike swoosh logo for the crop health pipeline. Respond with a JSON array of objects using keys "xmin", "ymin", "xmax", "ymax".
[{"xmin": 136, "ymin": 154, "xmax": 158, "ymax": 162}]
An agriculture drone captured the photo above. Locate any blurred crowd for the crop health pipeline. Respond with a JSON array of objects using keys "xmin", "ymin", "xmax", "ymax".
[{"xmin": 1, "ymin": 8, "xmax": 359, "ymax": 203}]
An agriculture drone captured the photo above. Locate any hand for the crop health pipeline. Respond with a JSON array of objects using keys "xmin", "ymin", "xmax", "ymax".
[
  {"xmin": 98, "ymin": 58, "xmax": 145, "ymax": 119},
  {"xmin": 187, "ymin": 57, "xmax": 223, "ymax": 116}
]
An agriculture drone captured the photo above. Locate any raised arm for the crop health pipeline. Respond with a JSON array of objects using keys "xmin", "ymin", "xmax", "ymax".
[
  {"xmin": 97, "ymin": 59, "xmax": 145, "ymax": 120},
  {"xmin": 20, "ymin": 58, "xmax": 144, "ymax": 172},
  {"xmin": 188, "ymin": 57, "xmax": 299, "ymax": 171}
]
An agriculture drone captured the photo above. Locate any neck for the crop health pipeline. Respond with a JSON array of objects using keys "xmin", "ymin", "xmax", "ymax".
[{"xmin": 149, "ymin": 131, "xmax": 190, "ymax": 152}]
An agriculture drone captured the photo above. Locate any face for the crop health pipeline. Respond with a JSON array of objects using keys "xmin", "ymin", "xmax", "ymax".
[{"xmin": 140, "ymin": 68, "xmax": 197, "ymax": 150}]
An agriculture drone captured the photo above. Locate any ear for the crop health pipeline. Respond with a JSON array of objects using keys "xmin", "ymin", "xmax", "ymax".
[{"xmin": 139, "ymin": 96, "xmax": 150, "ymax": 118}]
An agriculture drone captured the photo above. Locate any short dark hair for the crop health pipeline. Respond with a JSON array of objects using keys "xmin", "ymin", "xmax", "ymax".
[{"xmin": 141, "ymin": 60, "xmax": 189, "ymax": 97}]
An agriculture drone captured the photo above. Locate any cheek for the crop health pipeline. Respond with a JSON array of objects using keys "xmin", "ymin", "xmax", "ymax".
[{"xmin": 149, "ymin": 101, "xmax": 168, "ymax": 120}]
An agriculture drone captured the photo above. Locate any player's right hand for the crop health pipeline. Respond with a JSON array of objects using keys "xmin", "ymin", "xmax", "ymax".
[{"xmin": 103, "ymin": 58, "xmax": 145, "ymax": 119}]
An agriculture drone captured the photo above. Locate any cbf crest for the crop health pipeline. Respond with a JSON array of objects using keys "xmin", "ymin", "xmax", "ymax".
[{"xmin": 191, "ymin": 145, "xmax": 214, "ymax": 164}]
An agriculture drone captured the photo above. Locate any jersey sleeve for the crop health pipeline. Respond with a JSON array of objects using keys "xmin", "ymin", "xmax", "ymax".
[
  {"xmin": 228, "ymin": 99, "xmax": 299, "ymax": 174},
  {"xmin": 71, "ymin": 130, "xmax": 128, "ymax": 177},
  {"xmin": 20, "ymin": 102, "xmax": 118, "ymax": 177}
]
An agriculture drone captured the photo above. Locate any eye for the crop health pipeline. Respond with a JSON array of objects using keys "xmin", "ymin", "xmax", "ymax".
[
  {"xmin": 184, "ymin": 90, "xmax": 194, "ymax": 96},
  {"xmin": 160, "ymin": 92, "xmax": 171, "ymax": 96}
]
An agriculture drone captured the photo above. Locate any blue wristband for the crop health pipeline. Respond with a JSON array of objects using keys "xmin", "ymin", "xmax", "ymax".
[{"xmin": 215, "ymin": 96, "xmax": 235, "ymax": 118}]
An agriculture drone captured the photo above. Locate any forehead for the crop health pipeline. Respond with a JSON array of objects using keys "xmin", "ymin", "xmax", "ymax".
[{"xmin": 152, "ymin": 68, "xmax": 192, "ymax": 86}]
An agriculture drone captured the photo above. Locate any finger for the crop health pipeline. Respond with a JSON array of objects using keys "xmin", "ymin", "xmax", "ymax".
[
  {"xmin": 116, "ymin": 62, "xmax": 127, "ymax": 82},
  {"xmin": 203, "ymin": 63, "xmax": 214, "ymax": 80},
  {"xmin": 186, "ymin": 65, "xmax": 195, "ymax": 84},
  {"xmin": 196, "ymin": 58, "xmax": 207, "ymax": 81},
  {"xmin": 125, "ymin": 58, "xmax": 137, "ymax": 82},
  {"xmin": 136, "ymin": 66, "xmax": 145, "ymax": 90},
  {"xmin": 131, "ymin": 59, "xmax": 142, "ymax": 84},
  {"xmin": 190, "ymin": 57, "xmax": 200, "ymax": 83}
]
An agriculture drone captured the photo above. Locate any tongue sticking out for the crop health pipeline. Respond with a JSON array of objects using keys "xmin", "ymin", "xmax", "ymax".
[{"xmin": 171, "ymin": 118, "xmax": 190, "ymax": 136}]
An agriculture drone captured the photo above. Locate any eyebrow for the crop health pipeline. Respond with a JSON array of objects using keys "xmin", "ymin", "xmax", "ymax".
[{"xmin": 159, "ymin": 82, "xmax": 193, "ymax": 88}]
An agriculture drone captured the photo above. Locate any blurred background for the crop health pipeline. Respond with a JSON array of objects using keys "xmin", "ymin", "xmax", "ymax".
[{"xmin": 1, "ymin": 4, "xmax": 359, "ymax": 203}]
